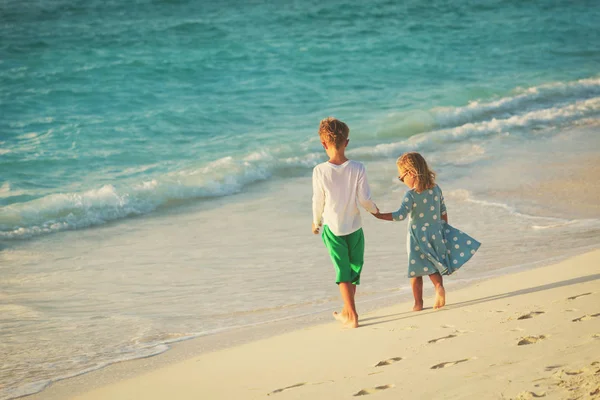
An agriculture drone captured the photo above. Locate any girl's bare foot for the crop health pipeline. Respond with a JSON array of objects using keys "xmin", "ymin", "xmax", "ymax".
[
  {"xmin": 434, "ymin": 286, "xmax": 446, "ymax": 309},
  {"xmin": 413, "ymin": 302, "xmax": 424, "ymax": 311}
]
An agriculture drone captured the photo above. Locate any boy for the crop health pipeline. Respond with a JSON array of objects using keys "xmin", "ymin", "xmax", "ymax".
[{"xmin": 312, "ymin": 117, "xmax": 379, "ymax": 328}]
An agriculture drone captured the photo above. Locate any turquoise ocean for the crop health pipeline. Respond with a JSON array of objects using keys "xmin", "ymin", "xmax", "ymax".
[{"xmin": 2, "ymin": 0, "xmax": 600, "ymax": 398}]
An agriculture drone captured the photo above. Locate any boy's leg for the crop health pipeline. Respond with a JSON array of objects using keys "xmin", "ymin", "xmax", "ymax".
[
  {"xmin": 322, "ymin": 226, "xmax": 359, "ymax": 328},
  {"xmin": 342, "ymin": 228, "xmax": 364, "ymax": 327},
  {"xmin": 428, "ymin": 272, "xmax": 446, "ymax": 309},
  {"xmin": 335, "ymin": 282, "xmax": 358, "ymax": 328},
  {"xmin": 410, "ymin": 277, "xmax": 424, "ymax": 311}
]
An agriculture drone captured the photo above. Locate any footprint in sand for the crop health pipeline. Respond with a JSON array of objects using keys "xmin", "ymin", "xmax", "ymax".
[
  {"xmin": 567, "ymin": 292, "xmax": 592, "ymax": 300},
  {"xmin": 517, "ymin": 311, "xmax": 545, "ymax": 320},
  {"xmin": 428, "ymin": 334, "xmax": 457, "ymax": 344},
  {"xmin": 545, "ymin": 365, "xmax": 563, "ymax": 371},
  {"xmin": 353, "ymin": 384, "xmax": 395, "ymax": 396},
  {"xmin": 518, "ymin": 335, "xmax": 548, "ymax": 346},
  {"xmin": 431, "ymin": 358, "xmax": 472, "ymax": 369},
  {"xmin": 454, "ymin": 329, "xmax": 472, "ymax": 334},
  {"xmin": 268, "ymin": 383, "xmax": 306, "ymax": 395},
  {"xmin": 593, "ymin": 334, "xmax": 600, "ymax": 339},
  {"xmin": 374, "ymin": 357, "xmax": 403, "ymax": 367},
  {"xmin": 564, "ymin": 370, "xmax": 584, "ymax": 376},
  {"xmin": 515, "ymin": 391, "xmax": 546, "ymax": 399},
  {"xmin": 572, "ymin": 313, "xmax": 600, "ymax": 322}
]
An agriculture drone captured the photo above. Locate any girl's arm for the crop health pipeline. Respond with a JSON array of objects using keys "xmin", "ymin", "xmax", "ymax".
[
  {"xmin": 372, "ymin": 212, "xmax": 393, "ymax": 221},
  {"xmin": 440, "ymin": 190, "xmax": 448, "ymax": 223},
  {"xmin": 372, "ymin": 191, "xmax": 414, "ymax": 222}
]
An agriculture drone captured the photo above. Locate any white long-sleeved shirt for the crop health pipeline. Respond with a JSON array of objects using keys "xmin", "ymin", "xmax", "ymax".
[{"xmin": 312, "ymin": 160, "xmax": 378, "ymax": 236}]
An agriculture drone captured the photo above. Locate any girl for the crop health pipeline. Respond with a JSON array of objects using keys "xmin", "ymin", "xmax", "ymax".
[{"xmin": 373, "ymin": 152, "xmax": 480, "ymax": 311}]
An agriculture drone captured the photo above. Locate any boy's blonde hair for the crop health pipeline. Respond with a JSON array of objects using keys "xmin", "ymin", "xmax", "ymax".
[
  {"xmin": 318, "ymin": 117, "xmax": 349, "ymax": 149},
  {"xmin": 397, "ymin": 152, "xmax": 436, "ymax": 193}
]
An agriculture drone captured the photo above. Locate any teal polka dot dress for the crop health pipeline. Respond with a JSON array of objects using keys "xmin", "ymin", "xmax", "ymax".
[{"xmin": 391, "ymin": 185, "xmax": 480, "ymax": 278}]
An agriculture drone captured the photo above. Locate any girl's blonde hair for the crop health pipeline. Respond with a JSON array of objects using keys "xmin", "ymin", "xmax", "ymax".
[
  {"xmin": 397, "ymin": 152, "xmax": 436, "ymax": 192},
  {"xmin": 318, "ymin": 117, "xmax": 349, "ymax": 149}
]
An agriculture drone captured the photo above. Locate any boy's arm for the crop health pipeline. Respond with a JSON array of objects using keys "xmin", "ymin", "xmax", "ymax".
[
  {"xmin": 357, "ymin": 166, "xmax": 379, "ymax": 214},
  {"xmin": 311, "ymin": 168, "xmax": 325, "ymax": 234}
]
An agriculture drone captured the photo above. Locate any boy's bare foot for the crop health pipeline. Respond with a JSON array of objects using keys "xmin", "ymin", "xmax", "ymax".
[
  {"xmin": 413, "ymin": 302, "xmax": 424, "ymax": 311},
  {"xmin": 333, "ymin": 311, "xmax": 347, "ymax": 324},
  {"xmin": 434, "ymin": 286, "xmax": 446, "ymax": 309},
  {"xmin": 344, "ymin": 317, "xmax": 359, "ymax": 329},
  {"xmin": 334, "ymin": 311, "xmax": 359, "ymax": 328}
]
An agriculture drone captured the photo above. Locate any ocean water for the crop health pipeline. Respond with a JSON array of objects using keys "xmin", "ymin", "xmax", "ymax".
[{"xmin": 1, "ymin": 0, "xmax": 600, "ymax": 398}]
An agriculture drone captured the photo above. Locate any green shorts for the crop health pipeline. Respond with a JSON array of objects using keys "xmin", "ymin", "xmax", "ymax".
[{"xmin": 322, "ymin": 225, "xmax": 365, "ymax": 285}]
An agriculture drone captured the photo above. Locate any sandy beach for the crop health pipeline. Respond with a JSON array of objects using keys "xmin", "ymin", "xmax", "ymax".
[{"xmin": 29, "ymin": 250, "xmax": 599, "ymax": 400}]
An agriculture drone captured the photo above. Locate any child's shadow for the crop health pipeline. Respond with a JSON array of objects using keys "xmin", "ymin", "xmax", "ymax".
[
  {"xmin": 360, "ymin": 307, "xmax": 434, "ymax": 325},
  {"xmin": 358, "ymin": 274, "xmax": 599, "ymax": 328}
]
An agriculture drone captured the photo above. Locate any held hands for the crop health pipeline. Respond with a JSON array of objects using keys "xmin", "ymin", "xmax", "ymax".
[
  {"xmin": 369, "ymin": 206, "xmax": 382, "ymax": 219},
  {"xmin": 312, "ymin": 222, "xmax": 322, "ymax": 235},
  {"xmin": 371, "ymin": 211, "xmax": 393, "ymax": 221}
]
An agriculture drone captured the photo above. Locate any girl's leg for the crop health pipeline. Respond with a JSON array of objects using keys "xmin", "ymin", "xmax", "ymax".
[
  {"xmin": 410, "ymin": 277, "xmax": 424, "ymax": 311},
  {"xmin": 334, "ymin": 282, "xmax": 358, "ymax": 328},
  {"xmin": 428, "ymin": 273, "xmax": 446, "ymax": 309}
]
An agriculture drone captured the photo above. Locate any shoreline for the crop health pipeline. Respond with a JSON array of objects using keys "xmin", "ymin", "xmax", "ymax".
[{"xmin": 25, "ymin": 249, "xmax": 600, "ymax": 400}]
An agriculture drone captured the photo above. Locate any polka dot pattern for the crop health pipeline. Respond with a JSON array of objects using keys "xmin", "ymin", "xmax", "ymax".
[{"xmin": 400, "ymin": 184, "xmax": 480, "ymax": 279}]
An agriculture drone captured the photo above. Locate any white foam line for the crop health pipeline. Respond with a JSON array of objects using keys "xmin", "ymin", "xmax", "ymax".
[
  {"xmin": 353, "ymin": 96, "xmax": 600, "ymax": 159},
  {"xmin": 3, "ymin": 345, "xmax": 170, "ymax": 400},
  {"xmin": 462, "ymin": 194, "xmax": 600, "ymax": 230},
  {"xmin": 459, "ymin": 194, "xmax": 568, "ymax": 223},
  {"xmin": 433, "ymin": 77, "xmax": 600, "ymax": 128}
]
